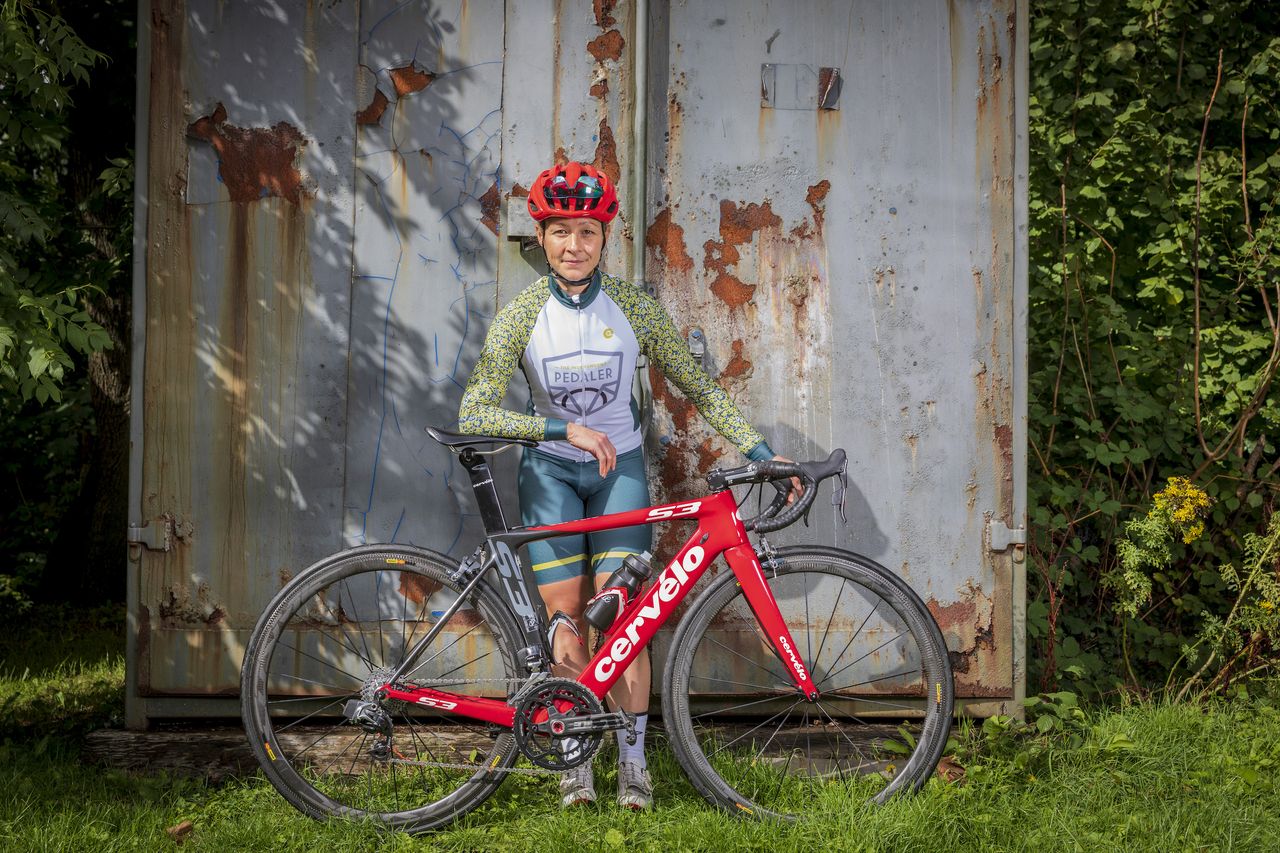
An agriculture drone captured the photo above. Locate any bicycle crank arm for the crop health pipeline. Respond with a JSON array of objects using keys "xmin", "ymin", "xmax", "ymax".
[{"xmin": 543, "ymin": 710, "xmax": 636, "ymax": 742}]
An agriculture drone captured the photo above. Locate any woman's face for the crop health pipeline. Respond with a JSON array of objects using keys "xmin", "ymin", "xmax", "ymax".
[{"xmin": 537, "ymin": 217, "xmax": 605, "ymax": 283}]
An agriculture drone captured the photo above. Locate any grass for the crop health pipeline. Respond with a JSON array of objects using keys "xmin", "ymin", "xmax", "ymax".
[{"xmin": 1, "ymin": 608, "xmax": 1278, "ymax": 851}]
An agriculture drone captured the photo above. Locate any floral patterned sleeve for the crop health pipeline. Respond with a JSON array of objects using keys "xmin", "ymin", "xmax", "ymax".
[
  {"xmin": 458, "ymin": 281, "xmax": 562, "ymax": 440},
  {"xmin": 602, "ymin": 276, "xmax": 773, "ymax": 460}
]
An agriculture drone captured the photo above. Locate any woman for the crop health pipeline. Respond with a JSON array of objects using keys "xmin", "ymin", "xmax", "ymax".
[{"xmin": 458, "ymin": 162, "xmax": 792, "ymax": 810}]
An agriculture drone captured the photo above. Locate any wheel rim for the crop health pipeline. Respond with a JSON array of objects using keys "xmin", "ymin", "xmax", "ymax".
[
  {"xmin": 249, "ymin": 557, "xmax": 519, "ymax": 823},
  {"xmin": 674, "ymin": 559, "xmax": 950, "ymax": 817}
]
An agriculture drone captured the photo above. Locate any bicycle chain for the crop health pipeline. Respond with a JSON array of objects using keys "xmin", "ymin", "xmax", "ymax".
[
  {"xmin": 386, "ymin": 756, "xmax": 557, "ymax": 776},
  {"xmin": 375, "ymin": 674, "xmax": 559, "ymax": 776}
]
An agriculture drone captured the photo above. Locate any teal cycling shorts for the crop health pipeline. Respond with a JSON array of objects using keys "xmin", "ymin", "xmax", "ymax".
[{"xmin": 518, "ymin": 446, "xmax": 652, "ymax": 586}]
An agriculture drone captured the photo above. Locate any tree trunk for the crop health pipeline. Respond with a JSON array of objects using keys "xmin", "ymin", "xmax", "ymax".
[{"xmin": 40, "ymin": 2, "xmax": 135, "ymax": 603}]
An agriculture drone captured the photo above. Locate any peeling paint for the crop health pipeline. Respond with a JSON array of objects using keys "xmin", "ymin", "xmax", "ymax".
[
  {"xmin": 592, "ymin": 118, "xmax": 621, "ymax": 184},
  {"xmin": 805, "ymin": 179, "xmax": 831, "ymax": 234},
  {"xmin": 479, "ymin": 181, "xmax": 500, "ymax": 235},
  {"xmin": 356, "ymin": 88, "xmax": 389, "ymax": 125},
  {"xmin": 718, "ymin": 340, "xmax": 753, "ymax": 381},
  {"xmin": 587, "ymin": 29, "xmax": 625, "ymax": 63},
  {"xmin": 157, "ymin": 585, "xmax": 226, "ymax": 627},
  {"xmin": 388, "ymin": 62, "xmax": 435, "ymax": 96},
  {"xmin": 593, "ymin": 0, "xmax": 618, "ymax": 29},
  {"xmin": 645, "ymin": 207, "xmax": 695, "ymax": 275},
  {"xmin": 928, "ymin": 588, "xmax": 994, "ymax": 673},
  {"xmin": 703, "ymin": 199, "xmax": 782, "ymax": 309},
  {"xmin": 186, "ymin": 103, "xmax": 308, "ymax": 204}
]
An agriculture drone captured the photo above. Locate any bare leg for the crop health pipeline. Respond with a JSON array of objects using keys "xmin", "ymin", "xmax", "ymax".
[
  {"xmin": 539, "ymin": 573, "xmax": 651, "ymax": 713},
  {"xmin": 594, "ymin": 571, "xmax": 651, "ymax": 715},
  {"xmin": 539, "ymin": 575, "xmax": 594, "ymax": 679}
]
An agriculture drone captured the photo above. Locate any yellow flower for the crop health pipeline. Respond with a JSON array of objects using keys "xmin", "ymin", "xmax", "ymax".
[{"xmin": 1153, "ymin": 477, "xmax": 1212, "ymax": 543}]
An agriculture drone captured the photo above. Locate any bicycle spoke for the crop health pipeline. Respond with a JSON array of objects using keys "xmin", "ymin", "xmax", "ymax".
[
  {"xmin": 690, "ymin": 692, "xmax": 799, "ymax": 721},
  {"xmin": 824, "ymin": 665, "xmax": 922, "ymax": 694},
  {"xmin": 267, "ymin": 673, "xmax": 351, "ymax": 696},
  {"xmin": 811, "ymin": 578, "xmax": 848, "ymax": 673},
  {"xmin": 811, "ymin": 599, "xmax": 880, "ymax": 685},
  {"xmin": 404, "ymin": 621, "xmax": 483, "ymax": 678},
  {"xmin": 705, "ymin": 699, "xmax": 803, "ymax": 760},
  {"xmin": 284, "ymin": 718, "xmax": 352, "ymax": 762},
  {"xmin": 690, "ymin": 674, "xmax": 799, "ymax": 692},
  {"xmin": 272, "ymin": 695, "xmax": 353, "ymax": 734},
  {"xmin": 273, "ymin": 636, "xmax": 368, "ymax": 687},
  {"xmin": 812, "ymin": 699, "xmax": 876, "ymax": 768},
  {"xmin": 429, "ymin": 646, "xmax": 496, "ymax": 683},
  {"xmin": 704, "ymin": 635, "xmax": 791, "ymax": 684},
  {"xmin": 815, "ymin": 631, "xmax": 906, "ymax": 690},
  {"xmin": 338, "ymin": 578, "xmax": 377, "ymax": 670}
]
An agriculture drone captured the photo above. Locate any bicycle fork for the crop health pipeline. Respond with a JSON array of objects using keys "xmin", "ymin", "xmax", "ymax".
[{"xmin": 723, "ymin": 542, "xmax": 821, "ymax": 702}]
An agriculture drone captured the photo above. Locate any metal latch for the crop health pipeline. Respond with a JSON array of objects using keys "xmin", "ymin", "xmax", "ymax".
[
  {"xmin": 127, "ymin": 518, "xmax": 173, "ymax": 552},
  {"xmin": 987, "ymin": 519, "xmax": 1026, "ymax": 552},
  {"xmin": 687, "ymin": 328, "xmax": 706, "ymax": 368}
]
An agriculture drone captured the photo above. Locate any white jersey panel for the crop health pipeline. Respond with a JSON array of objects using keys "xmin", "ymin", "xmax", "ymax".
[{"xmin": 523, "ymin": 290, "xmax": 641, "ymax": 462}]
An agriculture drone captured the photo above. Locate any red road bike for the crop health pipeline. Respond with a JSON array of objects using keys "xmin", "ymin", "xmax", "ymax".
[{"xmin": 241, "ymin": 428, "xmax": 954, "ymax": 831}]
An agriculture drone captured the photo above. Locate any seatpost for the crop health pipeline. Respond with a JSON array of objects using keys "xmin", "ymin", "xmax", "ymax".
[{"xmin": 458, "ymin": 447, "xmax": 510, "ymax": 534}]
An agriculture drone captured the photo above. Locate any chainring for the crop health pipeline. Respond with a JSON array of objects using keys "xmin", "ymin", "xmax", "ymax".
[{"xmin": 512, "ymin": 677, "xmax": 604, "ymax": 771}]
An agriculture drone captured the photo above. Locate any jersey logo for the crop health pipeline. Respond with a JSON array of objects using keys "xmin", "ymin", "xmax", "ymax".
[
  {"xmin": 543, "ymin": 350, "xmax": 623, "ymax": 416},
  {"xmin": 603, "ymin": 328, "xmax": 614, "ymax": 339}
]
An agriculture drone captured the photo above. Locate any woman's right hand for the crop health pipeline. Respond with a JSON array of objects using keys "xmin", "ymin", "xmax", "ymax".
[{"xmin": 566, "ymin": 423, "xmax": 617, "ymax": 477}]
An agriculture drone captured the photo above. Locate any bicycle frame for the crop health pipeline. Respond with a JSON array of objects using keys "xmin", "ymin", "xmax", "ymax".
[{"xmin": 376, "ymin": 487, "xmax": 819, "ymax": 726}]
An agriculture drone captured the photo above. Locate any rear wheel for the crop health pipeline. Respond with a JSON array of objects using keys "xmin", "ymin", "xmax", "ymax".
[
  {"xmin": 240, "ymin": 545, "xmax": 523, "ymax": 832},
  {"xmin": 662, "ymin": 546, "xmax": 954, "ymax": 820}
]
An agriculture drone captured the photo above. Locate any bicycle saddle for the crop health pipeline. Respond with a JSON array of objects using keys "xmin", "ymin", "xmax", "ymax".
[{"xmin": 426, "ymin": 426, "xmax": 539, "ymax": 450}]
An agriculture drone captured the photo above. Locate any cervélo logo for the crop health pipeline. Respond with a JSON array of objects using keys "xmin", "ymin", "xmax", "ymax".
[
  {"xmin": 779, "ymin": 634, "xmax": 808, "ymax": 682},
  {"xmin": 593, "ymin": 546, "xmax": 705, "ymax": 682}
]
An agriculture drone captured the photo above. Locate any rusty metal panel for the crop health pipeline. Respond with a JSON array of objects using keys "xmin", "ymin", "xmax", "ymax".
[
  {"xmin": 132, "ymin": 0, "xmax": 359, "ymax": 703},
  {"xmin": 497, "ymin": 0, "xmax": 639, "ymax": 301},
  {"xmin": 494, "ymin": 0, "xmax": 641, "ymax": 430},
  {"xmin": 129, "ymin": 0, "xmax": 1025, "ymax": 717},
  {"xmin": 644, "ymin": 0, "xmax": 1025, "ymax": 705},
  {"xmin": 340, "ymin": 0, "xmax": 506, "ymax": 554}
]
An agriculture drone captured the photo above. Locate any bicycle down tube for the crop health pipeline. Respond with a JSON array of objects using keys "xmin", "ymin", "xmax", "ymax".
[{"xmin": 375, "ymin": 487, "xmax": 819, "ymax": 722}]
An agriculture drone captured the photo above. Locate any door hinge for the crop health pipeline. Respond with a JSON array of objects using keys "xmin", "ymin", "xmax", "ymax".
[
  {"xmin": 987, "ymin": 519, "xmax": 1026, "ymax": 552},
  {"xmin": 127, "ymin": 518, "xmax": 172, "ymax": 552}
]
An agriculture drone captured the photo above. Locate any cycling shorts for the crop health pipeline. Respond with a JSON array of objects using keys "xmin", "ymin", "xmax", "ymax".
[{"xmin": 518, "ymin": 446, "xmax": 652, "ymax": 586}]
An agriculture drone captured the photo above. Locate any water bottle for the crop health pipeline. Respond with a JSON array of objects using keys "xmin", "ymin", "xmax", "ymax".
[{"xmin": 583, "ymin": 552, "xmax": 653, "ymax": 632}]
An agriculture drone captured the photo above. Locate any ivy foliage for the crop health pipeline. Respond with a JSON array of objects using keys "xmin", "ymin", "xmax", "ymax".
[
  {"xmin": 1028, "ymin": 0, "xmax": 1280, "ymax": 695},
  {"xmin": 0, "ymin": 1, "xmax": 114, "ymax": 404}
]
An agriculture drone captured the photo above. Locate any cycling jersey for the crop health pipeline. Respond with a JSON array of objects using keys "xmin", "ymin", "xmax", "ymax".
[
  {"xmin": 459, "ymin": 271, "xmax": 775, "ymax": 584},
  {"xmin": 459, "ymin": 271, "xmax": 775, "ymax": 463}
]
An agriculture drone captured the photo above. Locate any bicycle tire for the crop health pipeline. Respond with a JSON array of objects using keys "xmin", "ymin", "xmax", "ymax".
[
  {"xmin": 240, "ymin": 544, "xmax": 523, "ymax": 832},
  {"xmin": 662, "ymin": 546, "xmax": 954, "ymax": 820}
]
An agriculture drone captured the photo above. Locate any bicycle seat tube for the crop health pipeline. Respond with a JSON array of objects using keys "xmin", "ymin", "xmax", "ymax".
[{"xmin": 458, "ymin": 447, "xmax": 511, "ymax": 534}]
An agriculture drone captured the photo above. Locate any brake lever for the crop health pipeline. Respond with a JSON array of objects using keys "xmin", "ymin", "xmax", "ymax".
[{"xmin": 834, "ymin": 461, "xmax": 848, "ymax": 523}]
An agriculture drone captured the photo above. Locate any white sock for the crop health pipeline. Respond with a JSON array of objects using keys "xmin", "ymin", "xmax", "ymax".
[{"xmin": 617, "ymin": 713, "xmax": 647, "ymax": 767}]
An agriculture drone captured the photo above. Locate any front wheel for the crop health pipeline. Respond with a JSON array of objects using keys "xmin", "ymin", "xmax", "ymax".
[
  {"xmin": 662, "ymin": 546, "xmax": 954, "ymax": 820},
  {"xmin": 240, "ymin": 545, "xmax": 524, "ymax": 833}
]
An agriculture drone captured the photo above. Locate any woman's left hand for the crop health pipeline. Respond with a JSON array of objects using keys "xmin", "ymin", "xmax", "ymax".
[{"xmin": 771, "ymin": 455, "xmax": 804, "ymax": 504}]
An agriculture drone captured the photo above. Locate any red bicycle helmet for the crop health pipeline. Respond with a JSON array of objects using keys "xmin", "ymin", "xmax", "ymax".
[{"xmin": 527, "ymin": 162, "xmax": 620, "ymax": 223}]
